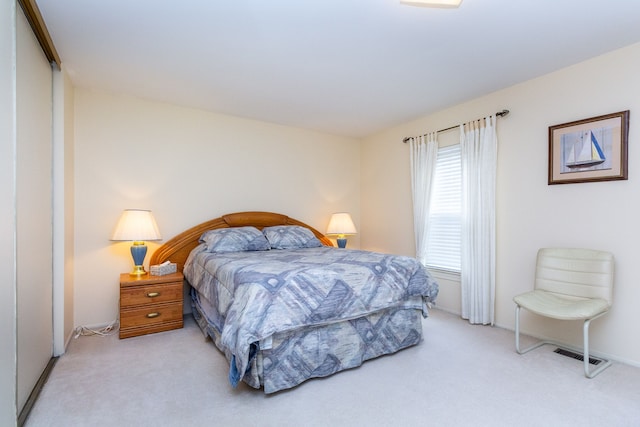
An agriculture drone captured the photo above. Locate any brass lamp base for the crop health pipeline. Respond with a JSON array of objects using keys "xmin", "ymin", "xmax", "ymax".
[{"xmin": 129, "ymin": 265, "xmax": 147, "ymax": 276}]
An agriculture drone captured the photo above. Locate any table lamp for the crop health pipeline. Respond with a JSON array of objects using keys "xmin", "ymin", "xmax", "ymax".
[
  {"xmin": 111, "ymin": 209, "xmax": 162, "ymax": 276},
  {"xmin": 326, "ymin": 212, "xmax": 357, "ymax": 248}
]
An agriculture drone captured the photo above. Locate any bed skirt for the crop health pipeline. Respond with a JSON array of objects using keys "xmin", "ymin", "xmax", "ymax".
[{"xmin": 191, "ymin": 289, "xmax": 424, "ymax": 393}]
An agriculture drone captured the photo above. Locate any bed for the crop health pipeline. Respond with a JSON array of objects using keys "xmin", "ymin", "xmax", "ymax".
[{"xmin": 149, "ymin": 211, "xmax": 438, "ymax": 393}]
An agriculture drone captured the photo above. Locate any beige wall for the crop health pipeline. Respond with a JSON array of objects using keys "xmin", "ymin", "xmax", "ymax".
[
  {"xmin": 361, "ymin": 42, "xmax": 640, "ymax": 366},
  {"xmin": 71, "ymin": 40, "xmax": 640, "ymax": 365},
  {"xmin": 73, "ymin": 89, "xmax": 361, "ymax": 327}
]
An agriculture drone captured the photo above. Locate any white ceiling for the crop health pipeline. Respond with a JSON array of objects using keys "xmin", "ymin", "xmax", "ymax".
[{"xmin": 35, "ymin": 0, "xmax": 640, "ymax": 138}]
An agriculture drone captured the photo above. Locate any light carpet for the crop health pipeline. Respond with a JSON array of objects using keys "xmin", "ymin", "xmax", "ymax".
[{"xmin": 25, "ymin": 309, "xmax": 640, "ymax": 427}]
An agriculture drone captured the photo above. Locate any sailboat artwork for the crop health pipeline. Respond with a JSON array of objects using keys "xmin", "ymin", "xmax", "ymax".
[
  {"xmin": 562, "ymin": 129, "xmax": 608, "ymax": 172},
  {"xmin": 550, "ymin": 110, "xmax": 628, "ymax": 184}
]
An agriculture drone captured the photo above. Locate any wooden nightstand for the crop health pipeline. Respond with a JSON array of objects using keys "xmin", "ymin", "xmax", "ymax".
[{"xmin": 119, "ymin": 271, "xmax": 184, "ymax": 339}]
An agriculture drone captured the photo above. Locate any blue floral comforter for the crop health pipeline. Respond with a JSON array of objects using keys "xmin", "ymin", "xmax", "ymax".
[{"xmin": 183, "ymin": 245, "xmax": 439, "ymax": 387}]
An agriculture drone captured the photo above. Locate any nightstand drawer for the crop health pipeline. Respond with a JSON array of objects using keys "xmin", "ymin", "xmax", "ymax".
[
  {"xmin": 119, "ymin": 271, "xmax": 184, "ymax": 339},
  {"xmin": 120, "ymin": 282, "xmax": 182, "ymax": 308},
  {"xmin": 120, "ymin": 301, "xmax": 183, "ymax": 330}
]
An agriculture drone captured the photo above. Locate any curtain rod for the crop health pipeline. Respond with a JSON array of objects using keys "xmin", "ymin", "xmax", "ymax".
[{"xmin": 402, "ymin": 109, "xmax": 510, "ymax": 143}]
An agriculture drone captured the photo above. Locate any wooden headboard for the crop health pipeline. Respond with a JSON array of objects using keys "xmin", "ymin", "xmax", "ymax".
[{"xmin": 149, "ymin": 211, "xmax": 333, "ymax": 272}]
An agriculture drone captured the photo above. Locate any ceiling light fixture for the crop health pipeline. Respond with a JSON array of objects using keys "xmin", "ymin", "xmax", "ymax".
[{"xmin": 400, "ymin": 0, "xmax": 463, "ymax": 8}]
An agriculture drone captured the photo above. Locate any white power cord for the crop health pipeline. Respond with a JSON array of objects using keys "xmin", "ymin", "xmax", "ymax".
[{"xmin": 73, "ymin": 319, "xmax": 120, "ymax": 339}]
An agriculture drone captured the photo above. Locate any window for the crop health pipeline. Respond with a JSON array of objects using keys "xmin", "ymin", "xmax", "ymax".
[{"xmin": 426, "ymin": 144, "xmax": 461, "ymax": 272}]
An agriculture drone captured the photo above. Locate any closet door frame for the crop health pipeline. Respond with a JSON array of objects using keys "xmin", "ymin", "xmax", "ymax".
[{"xmin": 15, "ymin": 2, "xmax": 54, "ymax": 416}]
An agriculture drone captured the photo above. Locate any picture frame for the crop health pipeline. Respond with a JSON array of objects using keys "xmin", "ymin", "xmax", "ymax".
[{"xmin": 548, "ymin": 110, "xmax": 629, "ymax": 185}]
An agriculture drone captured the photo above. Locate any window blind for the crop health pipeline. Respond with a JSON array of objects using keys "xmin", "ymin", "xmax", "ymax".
[{"xmin": 426, "ymin": 144, "xmax": 461, "ymax": 272}]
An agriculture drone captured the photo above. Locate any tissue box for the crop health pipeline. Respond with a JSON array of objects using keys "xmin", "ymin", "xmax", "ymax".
[{"xmin": 149, "ymin": 262, "xmax": 177, "ymax": 276}]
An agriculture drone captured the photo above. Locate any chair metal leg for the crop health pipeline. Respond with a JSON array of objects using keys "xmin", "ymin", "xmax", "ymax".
[
  {"xmin": 514, "ymin": 304, "xmax": 548, "ymax": 354},
  {"xmin": 515, "ymin": 304, "xmax": 612, "ymax": 378},
  {"xmin": 583, "ymin": 313, "xmax": 612, "ymax": 378}
]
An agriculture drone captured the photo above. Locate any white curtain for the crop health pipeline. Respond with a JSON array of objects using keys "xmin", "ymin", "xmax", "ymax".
[
  {"xmin": 459, "ymin": 117, "xmax": 497, "ymax": 325},
  {"xmin": 409, "ymin": 133, "xmax": 438, "ymax": 265}
]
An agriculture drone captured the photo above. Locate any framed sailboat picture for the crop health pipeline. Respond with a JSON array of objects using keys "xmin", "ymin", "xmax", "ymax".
[{"xmin": 548, "ymin": 110, "xmax": 629, "ymax": 184}]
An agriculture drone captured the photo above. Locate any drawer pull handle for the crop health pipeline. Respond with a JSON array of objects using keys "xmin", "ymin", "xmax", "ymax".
[
  {"xmin": 147, "ymin": 292, "xmax": 160, "ymax": 298},
  {"xmin": 146, "ymin": 312, "xmax": 160, "ymax": 319}
]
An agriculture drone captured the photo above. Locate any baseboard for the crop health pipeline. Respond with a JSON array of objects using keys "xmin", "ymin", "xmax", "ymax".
[
  {"xmin": 75, "ymin": 320, "xmax": 116, "ymax": 331},
  {"xmin": 431, "ymin": 306, "xmax": 460, "ymax": 316},
  {"xmin": 63, "ymin": 328, "xmax": 74, "ymax": 351}
]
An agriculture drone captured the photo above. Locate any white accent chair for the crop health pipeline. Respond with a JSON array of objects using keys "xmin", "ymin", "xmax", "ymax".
[{"xmin": 513, "ymin": 248, "xmax": 614, "ymax": 378}]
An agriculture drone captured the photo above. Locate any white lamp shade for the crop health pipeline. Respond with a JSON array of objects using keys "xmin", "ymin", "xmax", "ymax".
[
  {"xmin": 326, "ymin": 213, "xmax": 357, "ymax": 236},
  {"xmin": 110, "ymin": 209, "xmax": 162, "ymax": 241},
  {"xmin": 400, "ymin": 0, "xmax": 462, "ymax": 8}
]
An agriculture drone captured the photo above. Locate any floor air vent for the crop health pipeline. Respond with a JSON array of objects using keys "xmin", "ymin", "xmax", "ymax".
[{"xmin": 554, "ymin": 348, "xmax": 602, "ymax": 365}]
